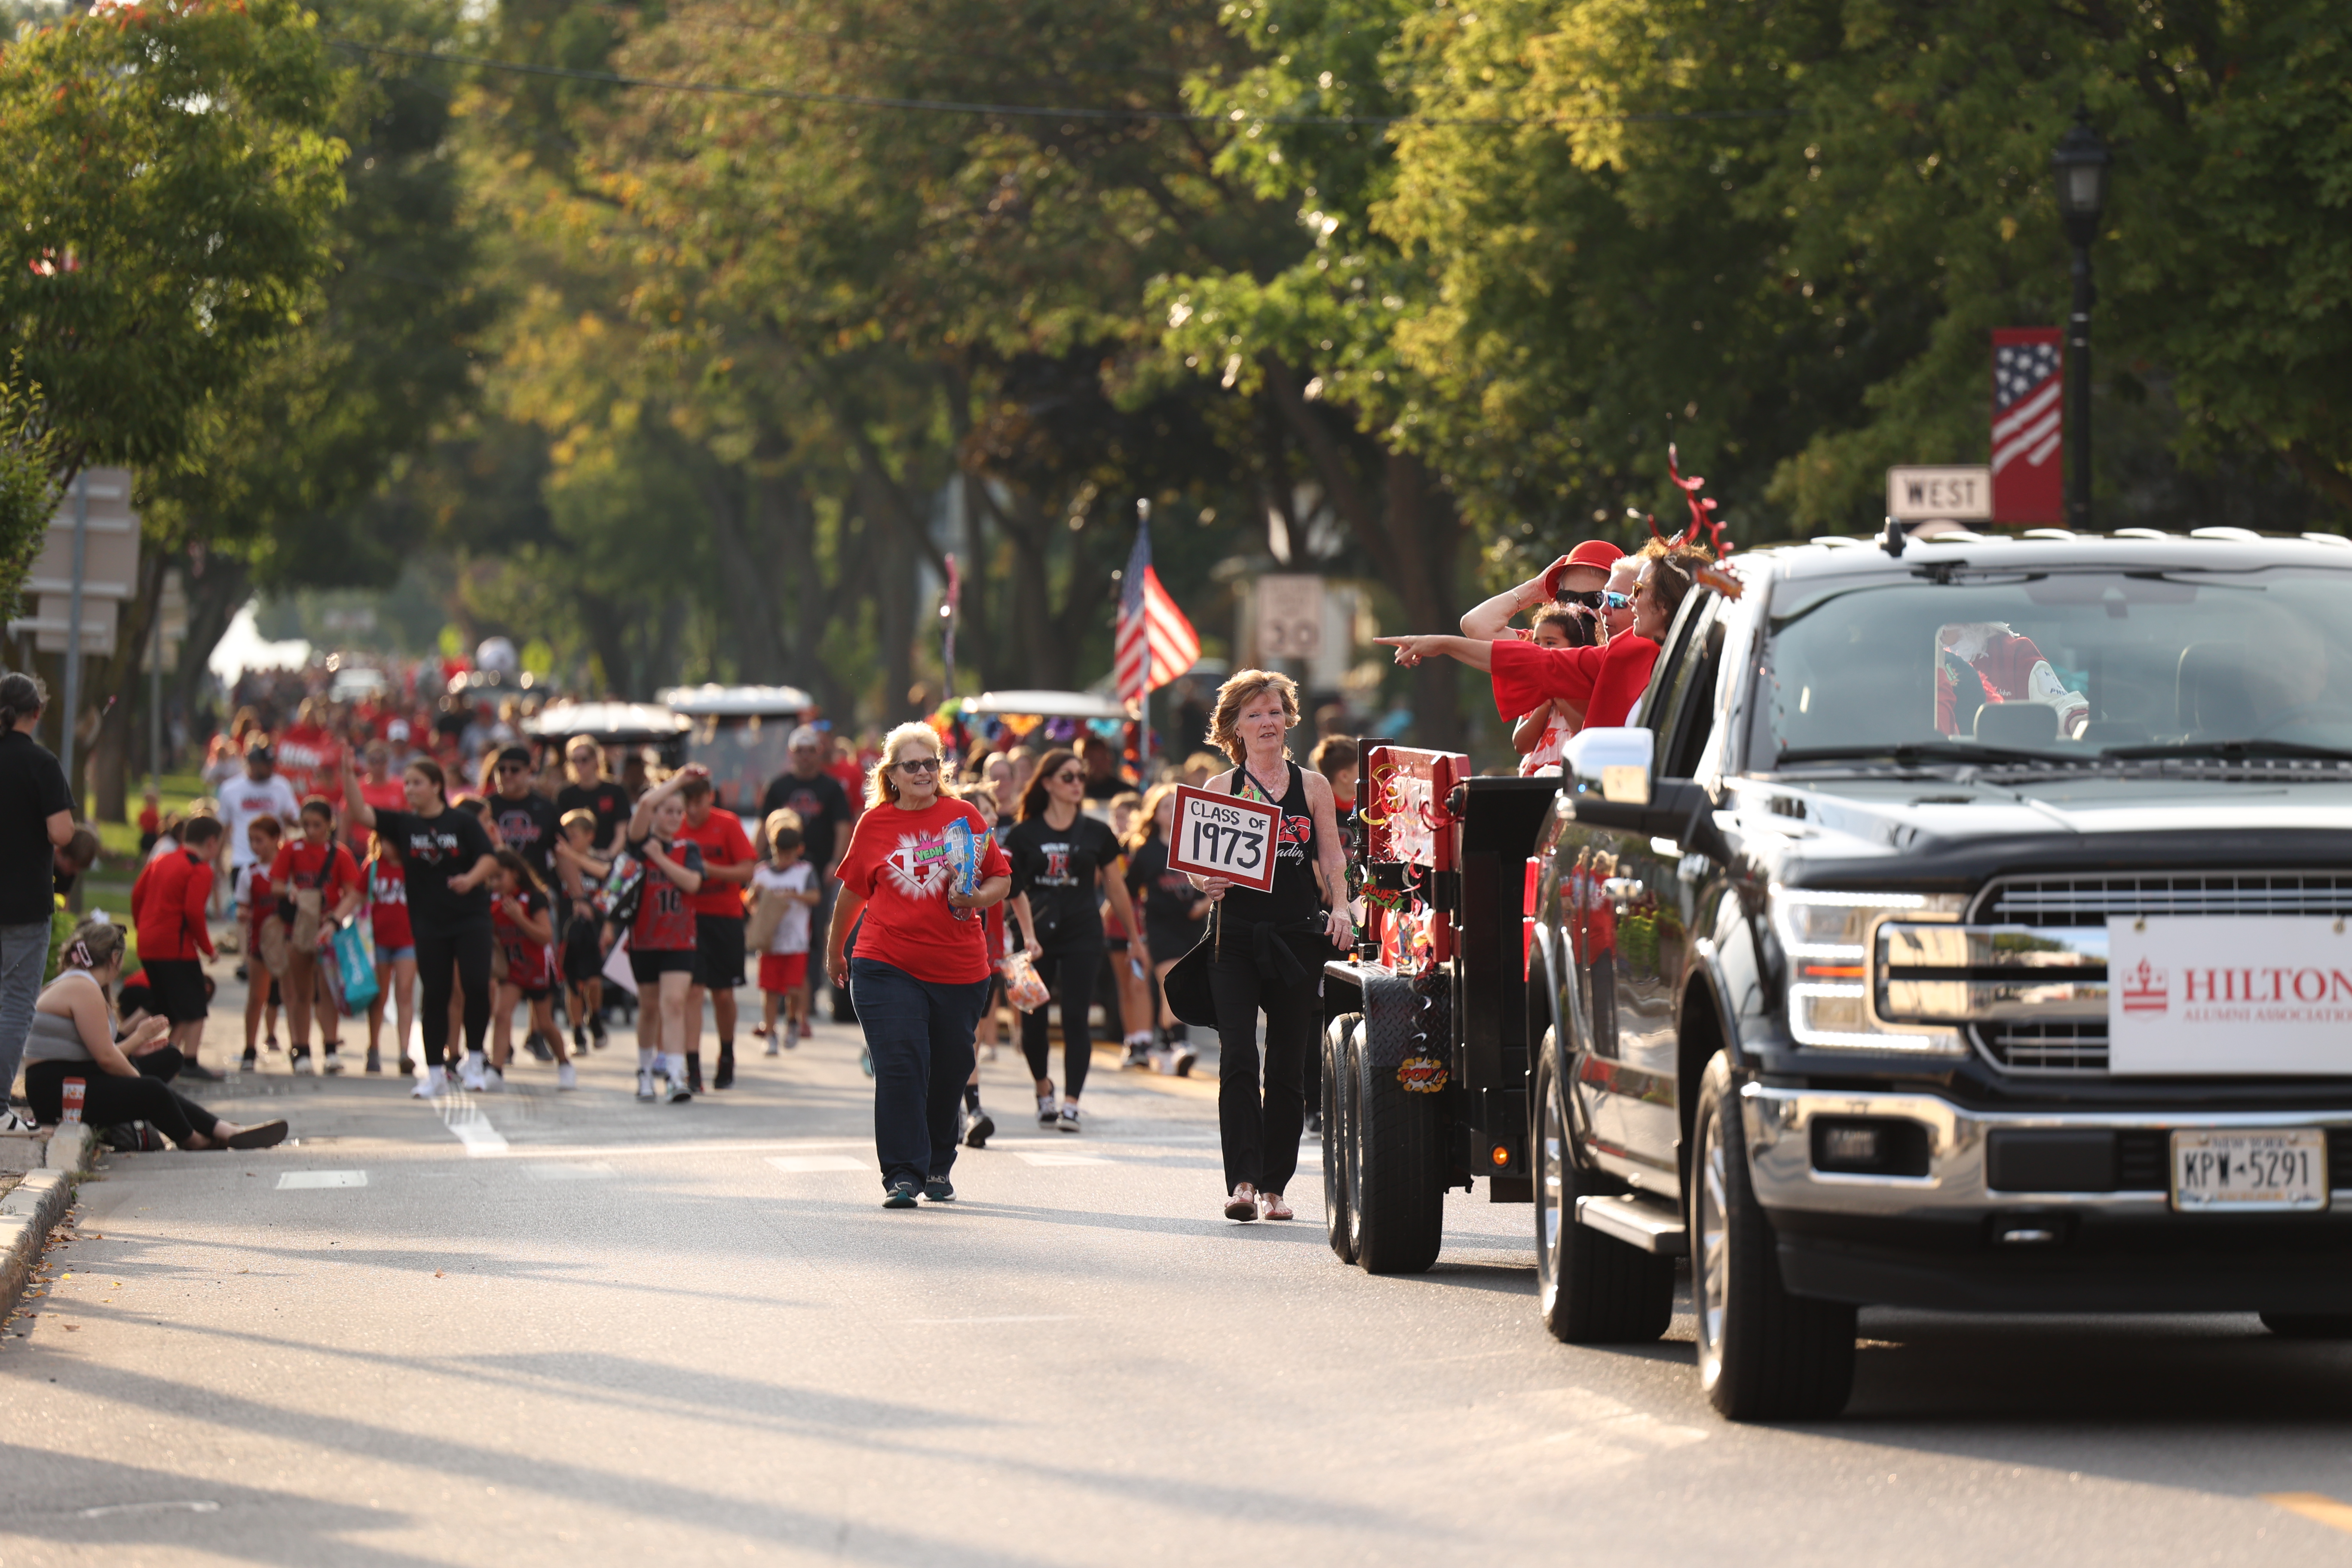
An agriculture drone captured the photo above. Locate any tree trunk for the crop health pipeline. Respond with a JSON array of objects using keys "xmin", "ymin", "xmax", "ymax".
[
  {"xmin": 175, "ymin": 552, "xmax": 249, "ymax": 741},
  {"xmin": 85, "ymin": 547, "xmax": 170, "ymax": 821},
  {"xmin": 696, "ymin": 459, "xmax": 789, "ymax": 684}
]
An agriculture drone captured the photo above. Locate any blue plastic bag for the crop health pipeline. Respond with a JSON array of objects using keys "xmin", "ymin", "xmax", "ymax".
[{"xmin": 331, "ymin": 916, "xmax": 379, "ymax": 1013}]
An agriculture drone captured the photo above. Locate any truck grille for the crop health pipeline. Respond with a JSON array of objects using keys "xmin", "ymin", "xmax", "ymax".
[{"xmin": 1969, "ymin": 873, "xmax": 2352, "ymax": 1074}]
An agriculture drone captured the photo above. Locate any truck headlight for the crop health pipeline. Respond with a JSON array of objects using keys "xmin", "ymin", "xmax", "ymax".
[{"xmin": 1768, "ymin": 885, "xmax": 1969, "ymax": 1054}]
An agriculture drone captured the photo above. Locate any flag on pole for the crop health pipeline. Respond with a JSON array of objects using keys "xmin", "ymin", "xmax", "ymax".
[
  {"xmin": 1114, "ymin": 509, "xmax": 1200, "ymax": 710},
  {"xmin": 1991, "ymin": 327, "xmax": 2064, "ymax": 524}
]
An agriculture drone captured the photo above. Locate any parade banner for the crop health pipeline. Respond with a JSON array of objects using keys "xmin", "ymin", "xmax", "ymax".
[
  {"xmin": 1164, "ymin": 784, "xmax": 1281, "ymax": 895},
  {"xmin": 1991, "ymin": 328, "xmax": 2064, "ymax": 524}
]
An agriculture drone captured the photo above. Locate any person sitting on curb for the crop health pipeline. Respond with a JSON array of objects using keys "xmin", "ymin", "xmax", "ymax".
[{"xmin": 23, "ymin": 916, "xmax": 286, "ymax": 1151}]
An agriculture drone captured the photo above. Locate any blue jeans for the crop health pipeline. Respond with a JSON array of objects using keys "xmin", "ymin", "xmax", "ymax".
[
  {"xmin": 849, "ymin": 957, "xmax": 988, "ymax": 1189},
  {"xmin": 0, "ymin": 919, "xmax": 50, "ymax": 1101}
]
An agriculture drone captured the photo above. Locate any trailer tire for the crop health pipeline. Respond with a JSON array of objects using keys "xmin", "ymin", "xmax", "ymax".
[
  {"xmin": 1323, "ymin": 1014, "xmax": 1361, "ymax": 1264},
  {"xmin": 1348, "ymin": 1017, "xmax": 1445, "ymax": 1275},
  {"xmin": 1534, "ymin": 1041, "xmax": 1672, "ymax": 1344},
  {"xmin": 1692, "ymin": 1052, "xmax": 1856, "ymax": 1421}
]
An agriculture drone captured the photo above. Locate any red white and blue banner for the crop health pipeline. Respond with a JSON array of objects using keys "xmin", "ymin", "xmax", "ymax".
[
  {"xmin": 1991, "ymin": 327, "xmax": 2064, "ymax": 524},
  {"xmin": 1114, "ymin": 516, "xmax": 1200, "ymax": 710}
]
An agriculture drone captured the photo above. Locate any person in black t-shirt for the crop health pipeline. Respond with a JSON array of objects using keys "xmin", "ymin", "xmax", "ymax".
[
  {"xmin": 490, "ymin": 745, "xmax": 562, "ymax": 886},
  {"xmin": 1123, "ymin": 782, "xmax": 1207, "ymax": 1075},
  {"xmin": 554, "ymin": 736, "xmax": 633, "ymax": 852},
  {"xmin": 1078, "ymin": 733, "xmax": 1130, "ymax": 801},
  {"xmin": 759, "ymin": 725, "xmax": 854, "ymax": 1032},
  {"xmin": 1001, "ymin": 747, "xmax": 1148, "ymax": 1134},
  {"xmin": 342, "ymin": 752, "xmax": 499, "ymax": 1099},
  {"xmin": 0, "ymin": 673, "xmax": 75, "ymax": 1126}
]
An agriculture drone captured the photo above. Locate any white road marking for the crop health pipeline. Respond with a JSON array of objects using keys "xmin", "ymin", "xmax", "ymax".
[
  {"xmin": 905, "ymin": 1314, "xmax": 1083, "ymax": 1325},
  {"xmin": 524, "ymin": 1161, "xmax": 617, "ymax": 1180},
  {"xmin": 72, "ymin": 1500, "xmax": 220, "ymax": 1520},
  {"xmin": 276, "ymin": 1171, "xmax": 367, "ymax": 1189},
  {"xmin": 473, "ymin": 1138, "xmax": 873, "ymax": 1161},
  {"xmin": 441, "ymin": 1106, "xmax": 508, "ymax": 1157},
  {"xmin": 766, "ymin": 1155, "xmax": 870, "ymax": 1173},
  {"xmin": 1014, "ymin": 1152, "xmax": 1112, "ymax": 1167}
]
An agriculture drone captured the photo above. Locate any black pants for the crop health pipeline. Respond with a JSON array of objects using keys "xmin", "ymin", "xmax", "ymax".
[
  {"xmin": 850, "ymin": 957, "xmax": 988, "ymax": 1188},
  {"xmin": 414, "ymin": 923, "xmax": 494, "ymax": 1067},
  {"xmin": 1020, "ymin": 944, "xmax": 1102, "ymax": 1098},
  {"xmin": 25, "ymin": 1059, "xmax": 217, "ymax": 1146},
  {"xmin": 1208, "ymin": 931, "xmax": 1324, "ymax": 1196}
]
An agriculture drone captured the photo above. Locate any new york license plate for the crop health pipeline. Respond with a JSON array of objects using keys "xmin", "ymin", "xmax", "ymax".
[{"xmin": 2171, "ymin": 1129, "xmax": 2329, "ymax": 1213}]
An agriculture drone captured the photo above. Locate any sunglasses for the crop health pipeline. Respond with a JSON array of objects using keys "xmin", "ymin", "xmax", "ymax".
[
  {"xmin": 1051, "ymin": 770, "xmax": 1084, "ymax": 784},
  {"xmin": 1554, "ymin": 588, "xmax": 1605, "ymax": 609},
  {"xmin": 894, "ymin": 757, "xmax": 941, "ymax": 774},
  {"xmin": 495, "ymin": 763, "xmax": 528, "ymax": 775},
  {"xmin": 1601, "ymin": 590, "xmax": 1634, "ymax": 610}
]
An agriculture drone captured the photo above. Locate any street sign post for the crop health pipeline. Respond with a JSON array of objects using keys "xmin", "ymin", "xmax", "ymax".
[{"xmin": 1886, "ymin": 466, "xmax": 1994, "ymax": 523}]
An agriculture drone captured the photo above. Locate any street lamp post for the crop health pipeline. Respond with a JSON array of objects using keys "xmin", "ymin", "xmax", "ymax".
[{"xmin": 2052, "ymin": 106, "xmax": 2110, "ymax": 532}]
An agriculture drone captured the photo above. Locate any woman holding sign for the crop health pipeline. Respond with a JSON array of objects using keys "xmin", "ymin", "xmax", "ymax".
[
  {"xmin": 1183, "ymin": 671, "xmax": 1351, "ymax": 1223},
  {"xmin": 1003, "ymin": 749, "xmax": 1148, "ymax": 1133},
  {"xmin": 826, "ymin": 723, "xmax": 1012, "ymax": 1209}
]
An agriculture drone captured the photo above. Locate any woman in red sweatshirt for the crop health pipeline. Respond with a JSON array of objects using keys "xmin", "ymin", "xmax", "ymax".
[
  {"xmin": 1375, "ymin": 553, "xmax": 1699, "ymax": 734},
  {"xmin": 131, "ymin": 815, "xmax": 224, "ymax": 1077}
]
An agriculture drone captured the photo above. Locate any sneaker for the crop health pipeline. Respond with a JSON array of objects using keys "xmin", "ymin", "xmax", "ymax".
[
  {"xmin": 799, "ymin": 1017, "xmax": 814, "ymax": 1041},
  {"xmin": 1148, "ymin": 1046, "xmax": 1176, "ymax": 1075},
  {"xmin": 571, "ymin": 1025, "xmax": 588, "ymax": 1054},
  {"xmin": 526, "ymin": 1033, "xmax": 554, "ymax": 1064},
  {"xmin": 557, "ymin": 1063, "xmax": 578, "ymax": 1090},
  {"xmin": 1058, "ymin": 1104, "xmax": 1082, "ymax": 1135},
  {"xmin": 322, "ymin": 1048, "xmax": 346, "ymax": 1076},
  {"xmin": 1305, "ymin": 1110, "xmax": 1323, "ymax": 1137},
  {"xmin": 181, "ymin": 1060, "xmax": 226, "ymax": 1083},
  {"xmin": 686, "ymin": 1059, "xmax": 705, "ymax": 1094},
  {"xmin": 636, "ymin": 1069, "xmax": 657, "ymax": 1102},
  {"xmin": 291, "ymin": 1048, "xmax": 315, "ymax": 1076},
  {"xmin": 666, "ymin": 1073, "xmax": 692, "ymax": 1104},
  {"xmin": 266, "ymin": 1035, "xmax": 281, "ymax": 1054},
  {"xmin": 712, "ymin": 1047, "xmax": 734, "ymax": 1091},
  {"xmin": 459, "ymin": 1057, "xmax": 487, "ymax": 1092},
  {"xmin": 1170, "ymin": 1042, "xmax": 1199, "ymax": 1077},
  {"xmin": 1122, "ymin": 1042, "xmax": 1152, "ymax": 1070},
  {"xmin": 859, "ymin": 1047, "xmax": 873, "ymax": 1079},
  {"xmin": 921, "ymin": 1178, "xmax": 955, "ymax": 1203},
  {"xmin": 590, "ymin": 1018, "xmax": 609, "ymax": 1047},
  {"xmin": 882, "ymin": 1179, "xmax": 919, "ymax": 1209},
  {"xmin": 481, "ymin": 1069, "xmax": 505, "ymax": 1093},
  {"xmin": 412, "ymin": 1066, "xmax": 448, "ymax": 1099},
  {"xmin": 240, "ymin": 1048, "xmax": 258, "ymax": 1072},
  {"xmin": 364, "ymin": 1047, "xmax": 383, "ymax": 1075},
  {"xmin": 0, "ymin": 1110, "xmax": 32, "ymax": 1133},
  {"xmin": 964, "ymin": 1107, "xmax": 994, "ymax": 1149},
  {"xmin": 763, "ymin": 1037, "xmax": 781, "ymax": 1057},
  {"xmin": 1224, "ymin": 1184, "xmax": 1259, "ymax": 1222},
  {"xmin": 980, "ymin": 1043, "xmax": 998, "ymax": 1063},
  {"xmin": 399, "ymin": 1056, "xmax": 416, "ymax": 1075},
  {"xmin": 1036, "ymin": 1093, "xmax": 1058, "ymax": 1127}
]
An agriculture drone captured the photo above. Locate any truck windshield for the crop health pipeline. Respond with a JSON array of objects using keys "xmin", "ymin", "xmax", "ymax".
[{"xmin": 1758, "ymin": 566, "xmax": 2352, "ymax": 767}]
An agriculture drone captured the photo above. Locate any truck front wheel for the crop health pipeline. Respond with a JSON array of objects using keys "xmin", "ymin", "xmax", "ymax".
[
  {"xmin": 1348, "ymin": 1013, "xmax": 1444, "ymax": 1274},
  {"xmin": 1534, "ymin": 1038, "xmax": 1672, "ymax": 1344},
  {"xmin": 1691, "ymin": 1052, "xmax": 1856, "ymax": 1420},
  {"xmin": 1323, "ymin": 1014, "xmax": 1362, "ymax": 1264}
]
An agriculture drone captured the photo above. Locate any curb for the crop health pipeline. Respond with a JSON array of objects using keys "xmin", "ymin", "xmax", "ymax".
[{"xmin": 0, "ymin": 1124, "xmax": 96, "ymax": 1323}]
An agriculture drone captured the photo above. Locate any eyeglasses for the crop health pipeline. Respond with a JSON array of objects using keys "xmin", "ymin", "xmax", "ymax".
[{"xmin": 894, "ymin": 757, "xmax": 941, "ymax": 774}]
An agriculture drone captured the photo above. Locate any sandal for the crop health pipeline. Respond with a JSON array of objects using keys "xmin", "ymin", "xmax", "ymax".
[
  {"xmin": 1223, "ymin": 1183, "xmax": 1258, "ymax": 1222},
  {"xmin": 1259, "ymin": 1191, "xmax": 1294, "ymax": 1222},
  {"xmin": 223, "ymin": 1120, "xmax": 290, "ymax": 1150}
]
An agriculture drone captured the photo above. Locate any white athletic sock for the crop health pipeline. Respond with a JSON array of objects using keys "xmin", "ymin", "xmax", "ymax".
[
  {"xmin": 1124, "ymin": 1032, "xmax": 1152, "ymax": 1047},
  {"xmin": 663, "ymin": 1052, "xmax": 686, "ymax": 1081},
  {"xmin": 637, "ymin": 1046, "xmax": 655, "ymax": 1072}
]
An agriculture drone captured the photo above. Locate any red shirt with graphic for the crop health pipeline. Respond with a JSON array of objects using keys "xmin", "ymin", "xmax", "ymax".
[
  {"xmin": 628, "ymin": 837, "xmax": 704, "ymax": 952},
  {"xmin": 493, "ymin": 886, "xmax": 553, "ymax": 989},
  {"xmin": 834, "ymin": 797, "xmax": 1011, "ymax": 985},
  {"xmin": 272, "ymin": 722, "xmax": 343, "ymax": 806},
  {"xmin": 368, "ymin": 856, "xmax": 412, "ymax": 949},
  {"xmin": 268, "ymin": 836, "xmax": 363, "ymax": 922}
]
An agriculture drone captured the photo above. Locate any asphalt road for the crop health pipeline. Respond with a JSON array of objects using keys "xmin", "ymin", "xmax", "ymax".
[{"xmin": 1, "ymin": 981, "xmax": 2349, "ymax": 1566}]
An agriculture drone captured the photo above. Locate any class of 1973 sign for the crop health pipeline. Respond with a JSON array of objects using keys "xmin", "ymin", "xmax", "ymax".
[{"xmin": 1164, "ymin": 785, "xmax": 1283, "ymax": 895}]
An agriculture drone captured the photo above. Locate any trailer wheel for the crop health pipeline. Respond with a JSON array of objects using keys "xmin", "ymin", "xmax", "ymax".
[
  {"xmin": 1534, "ymin": 1039, "xmax": 1672, "ymax": 1344},
  {"xmin": 1322, "ymin": 1014, "xmax": 1362, "ymax": 1264},
  {"xmin": 1348, "ymin": 1014, "xmax": 1445, "ymax": 1275},
  {"xmin": 1692, "ymin": 1052, "xmax": 1856, "ymax": 1421}
]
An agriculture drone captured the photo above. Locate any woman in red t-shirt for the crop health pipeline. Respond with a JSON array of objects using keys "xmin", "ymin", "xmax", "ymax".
[
  {"xmin": 364, "ymin": 834, "xmax": 417, "ymax": 1077},
  {"xmin": 270, "ymin": 798, "xmax": 364, "ymax": 1075},
  {"xmin": 825, "ymin": 723, "xmax": 1011, "ymax": 1208},
  {"xmin": 1375, "ymin": 553, "xmax": 1700, "ymax": 736}
]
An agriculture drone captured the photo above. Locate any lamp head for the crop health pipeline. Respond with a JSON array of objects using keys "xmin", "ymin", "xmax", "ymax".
[{"xmin": 2052, "ymin": 105, "xmax": 2110, "ymax": 248}]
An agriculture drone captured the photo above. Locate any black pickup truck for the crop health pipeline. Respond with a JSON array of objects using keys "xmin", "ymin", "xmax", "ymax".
[{"xmin": 1322, "ymin": 528, "xmax": 2352, "ymax": 1420}]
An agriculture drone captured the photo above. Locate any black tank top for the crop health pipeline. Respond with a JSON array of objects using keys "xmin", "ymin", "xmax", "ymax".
[{"xmin": 1222, "ymin": 760, "xmax": 1322, "ymax": 927}]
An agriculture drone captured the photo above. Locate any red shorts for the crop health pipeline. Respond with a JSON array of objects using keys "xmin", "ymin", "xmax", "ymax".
[{"xmin": 759, "ymin": 952, "xmax": 808, "ymax": 993}]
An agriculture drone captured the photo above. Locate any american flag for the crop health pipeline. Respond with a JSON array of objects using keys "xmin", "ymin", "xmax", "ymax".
[
  {"xmin": 1114, "ymin": 512, "xmax": 1200, "ymax": 709},
  {"xmin": 1990, "ymin": 326, "xmax": 2064, "ymax": 524},
  {"xmin": 1991, "ymin": 334, "xmax": 2063, "ymax": 476}
]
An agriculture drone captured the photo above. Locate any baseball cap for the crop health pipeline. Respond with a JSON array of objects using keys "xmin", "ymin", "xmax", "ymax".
[
  {"xmin": 246, "ymin": 741, "xmax": 274, "ymax": 763},
  {"xmin": 1545, "ymin": 540, "xmax": 1625, "ymax": 600},
  {"xmin": 494, "ymin": 744, "xmax": 532, "ymax": 769},
  {"xmin": 385, "ymin": 719, "xmax": 411, "ymax": 743},
  {"xmin": 788, "ymin": 725, "xmax": 824, "ymax": 750}
]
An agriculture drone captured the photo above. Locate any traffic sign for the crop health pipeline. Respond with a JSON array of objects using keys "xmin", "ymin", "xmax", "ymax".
[
  {"xmin": 1886, "ymin": 466, "xmax": 1993, "ymax": 522},
  {"xmin": 1255, "ymin": 574, "xmax": 1325, "ymax": 661},
  {"xmin": 1164, "ymin": 784, "xmax": 1281, "ymax": 894}
]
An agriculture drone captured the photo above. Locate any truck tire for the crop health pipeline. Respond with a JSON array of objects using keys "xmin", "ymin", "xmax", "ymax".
[
  {"xmin": 1348, "ymin": 1017, "xmax": 1445, "ymax": 1275},
  {"xmin": 1323, "ymin": 1014, "xmax": 1361, "ymax": 1263},
  {"xmin": 1534, "ymin": 1040, "xmax": 1672, "ymax": 1344},
  {"xmin": 2261, "ymin": 1312, "xmax": 2352, "ymax": 1338},
  {"xmin": 1691, "ymin": 1051, "xmax": 1856, "ymax": 1420}
]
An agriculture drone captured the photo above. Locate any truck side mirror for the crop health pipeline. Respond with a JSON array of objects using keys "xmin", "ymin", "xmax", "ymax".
[{"xmin": 1563, "ymin": 726, "xmax": 1653, "ymax": 805}]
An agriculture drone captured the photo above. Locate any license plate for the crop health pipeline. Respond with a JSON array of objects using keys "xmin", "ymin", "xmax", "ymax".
[{"xmin": 2171, "ymin": 1129, "xmax": 2329, "ymax": 1213}]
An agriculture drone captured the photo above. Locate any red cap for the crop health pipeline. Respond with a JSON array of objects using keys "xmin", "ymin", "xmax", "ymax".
[{"xmin": 1544, "ymin": 539, "xmax": 1624, "ymax": 597}]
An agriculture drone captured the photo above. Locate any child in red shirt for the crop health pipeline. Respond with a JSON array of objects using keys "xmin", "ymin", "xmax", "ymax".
[
  {"xmin": 239, "ymin": 816, "xmax": 284, "ymax": 1068},
  {"xmin": 489, "ymin": 850, "xmax": 573, "ymax": 1090}
]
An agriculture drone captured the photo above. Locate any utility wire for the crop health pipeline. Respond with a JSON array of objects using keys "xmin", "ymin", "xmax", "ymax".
[{"xmin": 329, "ymin": 39, "xmax": 1790, "ymax": 129}]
